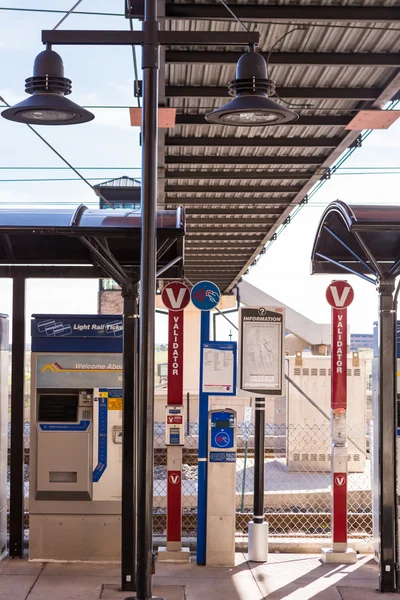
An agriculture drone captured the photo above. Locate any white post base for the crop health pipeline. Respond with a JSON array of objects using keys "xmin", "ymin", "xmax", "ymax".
[
  {"xmin": 321, "ymin": 548, "xmax": 357, "ymax": 564},
  {"xmin": 157, "ymin": 547, "xmax": 191, "ymax": 563},
  {"xmin": 248, "ymin": 521, "xmax": 268, "ymax": 562}
]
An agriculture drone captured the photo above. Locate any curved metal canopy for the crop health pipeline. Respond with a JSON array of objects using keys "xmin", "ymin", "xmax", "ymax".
[
  {"xmin": 0, "ymin": 205, "xmax": 185, "ymax": 283},
  {"xmin": 311, "ymin": 200, "xmax": 400, "ymax": 284}
]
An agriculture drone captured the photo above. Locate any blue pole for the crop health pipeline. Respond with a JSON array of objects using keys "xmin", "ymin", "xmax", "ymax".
[{"xmin": 196, "ymin": 310, "xmax": 210, "ymax": 565}]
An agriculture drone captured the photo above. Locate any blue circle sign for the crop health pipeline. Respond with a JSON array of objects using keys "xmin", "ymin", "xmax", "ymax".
[{"xmin": 191, "ymin": 280, "xmax": 221, "ymax": 311}]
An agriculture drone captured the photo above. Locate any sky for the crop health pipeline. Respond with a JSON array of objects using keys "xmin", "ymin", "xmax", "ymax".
[{"xmin": 0, "ymin": 2, "xmax": 400, "ymax": 343}]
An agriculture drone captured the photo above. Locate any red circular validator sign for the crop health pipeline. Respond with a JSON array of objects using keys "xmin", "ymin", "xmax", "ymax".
[
  {"xmin": 161, "ymin": 282, "xmax": 190, "ymax": 311},
  {"xmin": 326, "ymin": 280, "xmax": 354, "ymax": 309}
]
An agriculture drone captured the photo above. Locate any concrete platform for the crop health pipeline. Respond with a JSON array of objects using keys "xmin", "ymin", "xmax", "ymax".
[{"xmin": 0, "ymin": 552, "xmax": 382, "ymax": 599}]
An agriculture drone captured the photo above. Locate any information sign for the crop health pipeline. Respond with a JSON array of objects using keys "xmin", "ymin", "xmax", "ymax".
[
  {"xmin": 201, "ymin": 341, "xmax": 237, "ymax": 396},
  {"xmin": 239, "ymin": 307, "xmax": 285, "ymax": 396}
]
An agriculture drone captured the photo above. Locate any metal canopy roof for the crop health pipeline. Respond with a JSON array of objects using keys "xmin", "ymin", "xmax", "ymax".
[
  {"xmin": 130, "ymin": 0, "xmax": 400, "ymax": 293},
  {"xmin": 0, "ymin": 205, "xmax": 185, "ymax": 284},
  {"xmin": 311, "ymin": 200, "xmax": 400, "ymax": 284}
]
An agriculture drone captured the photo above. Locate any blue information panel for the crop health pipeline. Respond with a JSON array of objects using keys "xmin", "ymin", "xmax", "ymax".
[
  {"xmin": 191, "ymin": 281, "xmax": 221, "ymax": 311},
  {"xmin": 209, "ymin": 409, "xmax": 236, "ymax": 463},
  {"xmin": 210, "ymin": 410, "xmax": 235, "ymax": 447},
  {"xmin": 201, "ymin": 341, "xmax": 237, "ymax": 396}
]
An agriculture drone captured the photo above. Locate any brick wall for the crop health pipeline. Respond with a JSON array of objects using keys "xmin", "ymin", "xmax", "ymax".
[{"xmin": 99, "ymin": 290, "xmax": 123, "ymax": 315}]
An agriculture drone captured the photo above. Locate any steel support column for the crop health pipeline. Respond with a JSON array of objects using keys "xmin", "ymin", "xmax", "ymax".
[
  {"xmin": 9, "ymin": 278, "xmax": 25, "ymax": 557},
  {"xmin": 136, "ymin": 0, "xmax": 160, "ymax": 594},
  {"xmin": 378, "ymin": 279, "xmax": 397, "ymax": 593},
  {"xmin": 121, "ymin": 281, "xmax": 139, "ymax": 591}
]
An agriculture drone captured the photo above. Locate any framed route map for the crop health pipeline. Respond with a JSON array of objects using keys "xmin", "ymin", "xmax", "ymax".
[{"xmin": 239, "ymin": 307, "xmax": 285, "ymax": 396}]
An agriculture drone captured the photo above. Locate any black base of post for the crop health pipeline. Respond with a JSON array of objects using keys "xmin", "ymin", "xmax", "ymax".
[
  {"xmin": 9, "ymin": 278, "xmax": 25, "ymax": 558},
  {"xmin": 253, "ymin": 398, "xmax": 265, "ymax": 524},
  {"xmin": 378, "ymin": 280, "xmax": 398, "ymax": 593},
  {"xmin": 121, "ymin": 281, "xmax": 139, "ymax": 592}
]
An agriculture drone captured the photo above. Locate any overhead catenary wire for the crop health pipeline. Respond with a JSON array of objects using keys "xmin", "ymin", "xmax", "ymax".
[
  {"xmin": 52, "ymin": 0, "xmax": 84, "ymax": 30},
  {"xmin": 0, "ymin": 96, "xmax": 115, "ymax": 209},
  {"xmin": 1, "ymin": 7, "xmax": 400, "ymax": 34},
  {"xmin": 0, "ymin": 7, "xmax": 123, "ymax": 17}
]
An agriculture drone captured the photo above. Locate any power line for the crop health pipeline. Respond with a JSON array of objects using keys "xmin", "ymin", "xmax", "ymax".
[
  {"xmin": 0, "ymin": 177, "xmax": 141, "ymax": 183},
  {"xmin": 0, "ymin": 95, "xmax": 115, "ymax": 209},
  {"xmin": 52, "ymin": 0, "xmax": 84, "ymax": 31},
  {"xmin": 2, "ymin": 7, "xmax": 399, "ymax": 34},
  {"xmin": 0, "ymin": 167, "xmax": 141, "ymax": 170},
  {"xmin": 0, "ymin": 7, "xmax": 123, "ymax": 17}
]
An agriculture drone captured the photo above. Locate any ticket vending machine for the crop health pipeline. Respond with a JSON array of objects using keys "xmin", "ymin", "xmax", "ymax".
[
  {"xmin": 30, "ymin": 314, "xmax": 124, "ymax": 561},
  {"xmin": 206, "ymin": 409, "xmax": 237, "ymax": 567},
  {"xmin": 0, "ymin": 315, "xmax": 8, "ymax": 559}
]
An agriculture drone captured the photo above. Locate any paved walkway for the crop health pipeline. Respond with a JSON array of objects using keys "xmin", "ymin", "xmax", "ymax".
[{"xmin": 0, "ymin": 552, "xmax": 393, "ymax": 599}]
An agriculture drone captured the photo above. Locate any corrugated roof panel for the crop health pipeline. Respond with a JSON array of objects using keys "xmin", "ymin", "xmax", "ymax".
[{"xmin": 159, "ymin": 0, "xmax": 400, "ymax": 291}]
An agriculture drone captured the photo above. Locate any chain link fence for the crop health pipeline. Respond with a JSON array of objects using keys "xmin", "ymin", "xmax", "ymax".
[
  {"xmin": 152, "ymin": 419, "xmax": 372, "ymax": 540},
  {"xmin": 9, "ymin": 418, "xmax": 372, "ymax": 542}
]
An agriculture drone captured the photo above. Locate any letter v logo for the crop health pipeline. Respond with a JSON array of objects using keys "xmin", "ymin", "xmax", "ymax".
[
  {"xmin": 330, "ymin": 286, "xmax": 351, "ymax": 308},
  {"xmin": 326, "ymin": 281, "xmax": 354, "ymax": 309},
  {"xmin": 169, "ymin": 473, "xmax": 180, "ymax": 485},
  {"xmin": 166, "ymin": 288, "xmax": 186, "ymax": 309}
]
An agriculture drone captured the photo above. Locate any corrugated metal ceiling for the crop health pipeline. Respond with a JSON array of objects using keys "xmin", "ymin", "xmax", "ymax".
[{"xmin": 133, "ymin": 0, "xmax": 400, "ymax": 292}]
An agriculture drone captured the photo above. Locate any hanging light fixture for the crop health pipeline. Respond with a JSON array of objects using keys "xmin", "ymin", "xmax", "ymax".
[
  {"xmin": 1, "ymin": 46, "xmax": 94, "ymax": 125},
  {"xmin": 205, "ymin": 45, "xmax": 298, "ymax": 127}
]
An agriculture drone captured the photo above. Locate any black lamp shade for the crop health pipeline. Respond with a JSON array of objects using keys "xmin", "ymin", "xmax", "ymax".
[
  {"xmin": 205, "ymin": 47, "xmax": 298, "ymax": 127},
  {"xmin": 1, "ymin": 94, "xmax": 94, "ymax": 125},
  {"xmin": 205, "ymin": 95, "xmax": 298, "ymax": 126},
  {"xmin": 1, "ymin": 47, "xmax": 94, "ymax": 126}
]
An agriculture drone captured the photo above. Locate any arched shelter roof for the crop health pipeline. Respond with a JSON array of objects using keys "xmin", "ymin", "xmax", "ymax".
[
  {"xmin": 311, "ymin": 200, "xmax": 400, "ymax": 284},
  {"xmin": 0, "ymin": 205, "xmax": 185, "ymax": 284}
]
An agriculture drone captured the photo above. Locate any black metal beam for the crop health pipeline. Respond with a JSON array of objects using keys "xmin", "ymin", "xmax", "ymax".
[
  {"xmin": 163, "ymin": 3, "xmax": 400, "ymax": 21},
  {"xmin": 167, "ymin": 185, "xmax": 301, "ymax": 193},
  {"xmin": 166, "ymin": 170, "xmax": 314, "ymax": 180},
  {"xmin": 166, "ymin": 50, "xmax": 400, "ymax": 67},
  {"xmin": 0, "ymin": 266, "xmax": 108, "ymax": 278},
  {"xmin": 186, "ymin": 235, "xmax": 264, "ymax": 239},
  {"xmin": 174, "ymin": 114, "xmax": 351, "ymax": 126},
  {"xmin": 186, "ymin": 265, "xmax": 246, "ymax": 269},
  {"xmin": 186, "ymin": 227, "xmax": 269, "ymax": 233},
  {"xmin": 185, "ymin": 239, "xmax": 258, "ymax": 243},
  {"xmin": 42, "ymin": 29, "xmax": 259, "ymax": 47},
  {"xmin": 186, "ymin": 247, "xmax": 257, "ymax": 251},
  {"xmin": 166, "ymin": 136, "xmax": 342, "ymax": 147},
  {"xmin": 186, "ymin": 247, "xmax": 256, "ymax": 251},
  {"xmin": 188, "ymin": 219, "xmax": 275, "ymax": 225},
  {"xmin": 165, "ymin": 155, "xmax": 325, "ymax": 165},
  {"xmin": 185, "ymin": 208, "xmax": 284, "ymax": 215},
  {"xmin": 166, "ymin": 197, "xmax": 293, "ymax": 204},
  {"xmin": 166, "ymin": 86, "xmax": 380, "ymax": 100},
  {"xmin": 186, "ymin": 256, "xmax": 249, "ymax": 258},
  {"xmin": 9, "ymin": 278, "xmax": 25, "ymax": 558}
]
